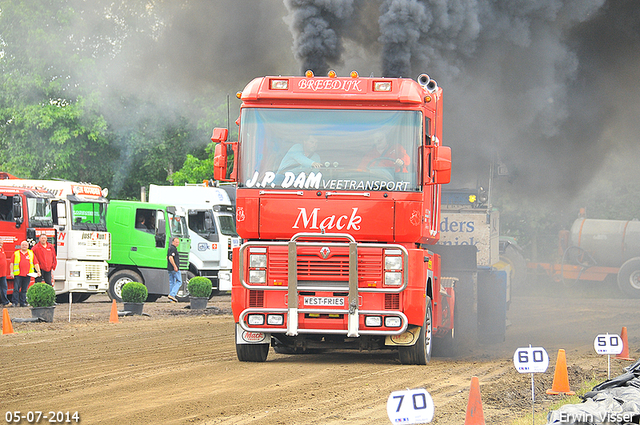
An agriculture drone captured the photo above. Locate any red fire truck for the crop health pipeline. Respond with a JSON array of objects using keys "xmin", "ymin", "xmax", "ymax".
[
  {"xmin": 0, "ymin": 186, "xmax": 56, "ymax": 297},
  {"xmin": 212, "ymin": 71, "xmax": 453, "ymax": 364}
]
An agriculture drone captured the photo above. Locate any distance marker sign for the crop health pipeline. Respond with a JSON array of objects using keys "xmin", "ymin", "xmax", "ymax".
[
  {"xmin": 386, "ymin": 388, "xmax": 434, "ymax": 424},
  {"xmin": 513, "ymin": 346, "xmax": 549, "ymax": 374},
  {"xmin": 593, "ymin": 333, "xmax": 623, "ymax": 355}
]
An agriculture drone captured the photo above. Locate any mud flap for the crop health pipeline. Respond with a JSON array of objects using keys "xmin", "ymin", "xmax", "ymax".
[
  {"xmin": 235, "ymin": 323, "xmax": 271, "ymax": 345},
  {"xmin": 477, "ymin": 267, "xmax": 507, "ymax": 344}
]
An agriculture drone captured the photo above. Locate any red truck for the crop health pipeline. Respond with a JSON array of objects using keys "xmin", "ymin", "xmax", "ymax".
[
  {"xmin": 0, "ymin": 185, "xmax": 56, "ymax": 297},
  {"xmin": 212, "ymin": 71, "xmax": 454, "ymax": 364}
]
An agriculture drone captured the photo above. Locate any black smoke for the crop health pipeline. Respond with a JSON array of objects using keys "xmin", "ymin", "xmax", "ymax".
[{"xmin": 283, "ymin": 0, "xmax": 640, "ymax": 210}]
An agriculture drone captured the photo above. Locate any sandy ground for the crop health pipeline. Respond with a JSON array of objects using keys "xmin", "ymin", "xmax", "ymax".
[{"xmin": 1, "ymin": 282, "xmax": 638, "ymax": 425}]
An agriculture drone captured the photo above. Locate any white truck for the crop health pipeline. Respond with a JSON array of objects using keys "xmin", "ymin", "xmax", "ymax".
[
  {"xmin": 148, "ymin": 184, "xmax": 240, "ymax": 299},
  {"xmin": 0, "ymin": 175, "xmax": 110, "ymax": 302}
]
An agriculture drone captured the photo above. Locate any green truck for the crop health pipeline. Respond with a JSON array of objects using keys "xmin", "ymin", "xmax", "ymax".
[{"xmin": 106, "ymin": 200, "xmax": 190, "ymax": 302}]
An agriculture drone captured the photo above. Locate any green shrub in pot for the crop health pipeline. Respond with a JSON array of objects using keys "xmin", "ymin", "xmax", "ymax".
[
  {"xmin": 121, "ymin": 282, "xmax": 148, "ymax": 303},
  {"xmin": 187, "ymin": 276, "xmax": 212, "ymax": 298},
  {"xmin": 26, "ymin": 283, "xmax": 56, "ymax": 307}
]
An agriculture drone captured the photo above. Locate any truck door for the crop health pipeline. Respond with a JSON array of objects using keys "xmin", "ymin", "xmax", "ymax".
[{"xmin": 127, "ymin": 208, "xmax": 165, "ymax": 269}]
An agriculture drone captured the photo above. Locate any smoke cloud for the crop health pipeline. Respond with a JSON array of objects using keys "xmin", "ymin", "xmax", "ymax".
[{"xmin": 282, "ymin": 0, "xmax": 640, "ymax": 212}]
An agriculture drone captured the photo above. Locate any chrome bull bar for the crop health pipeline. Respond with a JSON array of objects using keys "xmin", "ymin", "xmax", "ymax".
[{"xmin": 238, "ymin": 232, "xmax": 409, "ymax": 338}]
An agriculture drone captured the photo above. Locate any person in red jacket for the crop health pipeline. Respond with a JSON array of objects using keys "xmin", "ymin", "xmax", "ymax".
[
  {"xmin": 0, "ymin": 242, "xmax": 9, "ymax": 306},
  {"xmin": 32, "ymin": 235, "xmax": 57, "ymax": 287},
  {"xmin": 358, "ymin": 132, "xmax": 410, "ymax": 173}
]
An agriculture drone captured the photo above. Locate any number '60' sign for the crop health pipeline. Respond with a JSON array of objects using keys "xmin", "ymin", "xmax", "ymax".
[{"xmin": 513, "ymin": 346, "xmax": 549, "ymax": 374}]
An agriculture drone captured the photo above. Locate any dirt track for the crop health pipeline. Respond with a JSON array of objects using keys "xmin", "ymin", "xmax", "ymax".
[{"xmin": 1, "ymin": 284, "xmax": 639, "ymax": 425}]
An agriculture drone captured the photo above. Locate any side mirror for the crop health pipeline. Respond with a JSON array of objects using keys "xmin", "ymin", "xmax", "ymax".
[
  {"xmin": 12, "ymin": 195, "xmax": 22, "ymax": 228},
  {"xmin": 211, "ymin": 128, "xmax": 228, "ymax": 143},
  {"xmin": 56, "ymin": 202, "xmax": 67, "ymax": 227},
  {"xmin": 213, "ymin": 142, "xmax": 228, "ymax": 181},
  {"xmin": 156, "ymin": 218, "xmax": 166, "ymax": 248},
  {"xmin": 214, "ymin": 140, "xmax": 238, "ymax": 182},
  {"xmin": 433, "ymin": 146, "xmax": 451, "ymax": 185},
  {"xmin": 157, "ymin": 219, "xmax": 166, "ymax": 237}
]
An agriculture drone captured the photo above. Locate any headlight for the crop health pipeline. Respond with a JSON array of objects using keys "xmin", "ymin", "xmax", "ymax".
[
  {"xmin": 247, "ymin": 314, "xmax": 265, "ymax": 325},
  {"xmin": 365, "ymin": 316, "xmax": 382, "ymax": 327},
  {"xmin": 267, "ymin": 314, "xmax": 284, "ymax": 326},
  {"xmin": 69, "ymin": 271, "xmax": 81, "ymax": 277},
  {"xmin": 250, "ymin": 254, "xmax": 267, "ymax": 268},
  {"xmin": 219, "ymin": 271, "xmax": 231, "ymax": 283},
  {"xmin": 385, "ymin": 256, "xmax": 402, "ymax": 270},
  {"xmin": 384, "ymin": 271, "xmax": 402, "ymax": 286},
  {"xmin": 385, "ymin": 316, "xmax": 402, "ymax": 327},
  {"xmin": 249, "ymin": 270, "xmax": 266, "ymax": 283}
]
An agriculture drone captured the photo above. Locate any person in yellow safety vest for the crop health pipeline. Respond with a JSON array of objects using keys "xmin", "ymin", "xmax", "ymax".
[{"xmin": 9, "ymin": 240, "xmax": 41, "ymax": 307}]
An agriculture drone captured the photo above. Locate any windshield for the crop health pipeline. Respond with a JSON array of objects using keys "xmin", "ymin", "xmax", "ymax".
[
  {"xmin": 168, "ymin": 211, "xmax": 189, "ymax": 239},
  {"xmin": 218, "ymin": 214, "xmax": 238, "ymax": 237},
  {"xmin": 70, "ymin": 201, "xmax": 108, "ymax": 231},
  {"xmin": 239, "ymin": 108, "xmax": 422, "ymax": 192},
  {"xmin": 26, "ymin": 197, "xmax": 53, "ymax": 228}
]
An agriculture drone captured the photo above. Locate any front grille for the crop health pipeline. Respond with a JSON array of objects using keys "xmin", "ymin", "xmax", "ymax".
[
  {"xmin": 85, "ymin": 264, "xmax": 105, "ymax": 282},
  {"xmin": 178, "ymin": 252, "xmax": 189, "ymax": 269},
  {"xmin": 266, "ymin": 247, "xmax": 384, "ymax": 286},
  {"xmin": 385, "ymin": 293, "xmax": 399, "ymax": 309},
  {"xmin": 249, "ymin": 290, "xmax": 264, "ymax": 307}
]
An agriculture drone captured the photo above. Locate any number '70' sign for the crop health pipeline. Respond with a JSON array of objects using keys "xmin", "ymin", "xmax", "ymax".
[
  {"xmin": 386, "ymin": 388, "xmax": 434, "ymax": 424},
  {"xmin": 513, "ymin": 346, "xmax": 549, "ymax": 373}
]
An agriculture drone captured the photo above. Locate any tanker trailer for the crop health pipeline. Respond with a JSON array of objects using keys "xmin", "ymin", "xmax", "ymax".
[{"xmin": 530, "ymin": 217, "xmax": 640, "ymax": 298}]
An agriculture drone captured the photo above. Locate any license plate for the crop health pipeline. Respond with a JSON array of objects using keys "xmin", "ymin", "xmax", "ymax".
[{"xmin": 303, "ymin": 296, "xmax": 345, "ymax": 307}]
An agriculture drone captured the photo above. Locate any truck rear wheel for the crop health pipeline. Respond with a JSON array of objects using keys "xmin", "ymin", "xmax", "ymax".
[
  {"xmin": 500, "ymin": 243, "xmax": 527, "ymax": 290},
  {"xmin": 235, "ymin": 325, "xmax": 269, "ymax": 362},
  {"xmin": 617, "ymin": 257, "xmax": 640, "ymax": 299},
  {"xmin": 108, "ymin": 270, "xmax": 143, "ymax": 303},
  {"xmin": 398, "ymin": 297, "xmax": 432, "ymax": 365}
]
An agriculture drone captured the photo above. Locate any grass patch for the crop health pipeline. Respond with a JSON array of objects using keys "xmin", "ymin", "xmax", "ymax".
[{"xmin": 510, "ymin": 378, "xmax": 601, "ymax": 425}]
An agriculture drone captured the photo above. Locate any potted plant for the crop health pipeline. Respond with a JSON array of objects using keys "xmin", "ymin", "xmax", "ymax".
[
  {"xmin": 187, "ymin": 276, "xmax": 212, "ymax": 310},
  {"xmin": 121, "ymin": 282, "xmax": 148, "ymax": 315},
  {"xmin": 26, "ymin": 283, "xmax": 56, "ymax": 322}
]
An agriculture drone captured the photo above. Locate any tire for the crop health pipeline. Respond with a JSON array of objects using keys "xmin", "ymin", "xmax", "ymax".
[
  {"xmin": 398, "ymin": 297, "xmax": 432, "ymax": 365},
  {"xmin": 108, "ymin": 270, "xmax": 143, "ymax": 303},
  {"xmin": 176, "ymin": 271, "xmax": 196, "ymax": 302},
  {"xmin": 500, "ymin": 244, "xmax": 527, "ymax": 290},
  {"xmin": 452, "ymin": 272, "xmax": 478, "ymax": 356},
  {"xmin": 617, "ymin": 257, "xmax": 640, "ymax": 298},
  {"xmin": 235, "ymin": 325, "xmax": 269, "ymax": 362},
  {"xmin": 55, "ymin": 293, "xmax": 92, "ymax": 303}
]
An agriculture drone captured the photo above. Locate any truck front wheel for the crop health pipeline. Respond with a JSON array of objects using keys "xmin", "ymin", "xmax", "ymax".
[
  {"xmin": 398, "ymin": 297, "xmax": 432, "ymax": 365},
  {"xmin": 176, "ymin": 271, "xmax": 196, "ymax": 302},
  {"xmin": 108, "ymin": 270, "xmax": 143, "ymax": 303},
  {"xmin": 617, "ymin": 258, "xmax": 640, "ymax": 299},
  {"xmin": 235, "ymin": 325, "xmax": 269, "ymax": 362}
]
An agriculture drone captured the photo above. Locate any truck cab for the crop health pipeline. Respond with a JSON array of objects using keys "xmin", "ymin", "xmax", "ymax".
[
  {"xmin": 0, "ymin": 186, "xmax": 56, "ymax": 296},
  {"xmin": 148, "ymin": 184, "xmax": 241, "ymax": 299},
  {"xmin": 106, "ymin": 200, "xmax": 190, "ymax": 302},
  {"xmin": 213, "ymin": 72, "xmax": 453, "ymax": 364}
]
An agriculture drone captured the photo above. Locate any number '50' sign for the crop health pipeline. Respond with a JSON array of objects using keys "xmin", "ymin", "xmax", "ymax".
[
  {"xmin": 593, "ymin": 334, "xmax": 623, "ymax": 355},
  {"xmin": 513, "ymin": 346, "xmax": 549, "ymax": 373}
]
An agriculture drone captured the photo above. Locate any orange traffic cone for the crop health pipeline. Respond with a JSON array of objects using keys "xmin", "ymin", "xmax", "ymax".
[
  {"xmin": 109, "ymin": 299, "xmax": 119, "ymax": 324},
  {"xmin": 2, "ymin": 307, "xmax": 14, "ymax": 335},
  {"xmin": 616, "ymin": 327, "xmax": 634, "ymax": 361},
  {"xmin": 546, "ymin": 349, "xmax": 575, "ymax": 395},
  {"xmin": 464, "ymin": 376, "xmax": 485, "ymax": 425}
]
